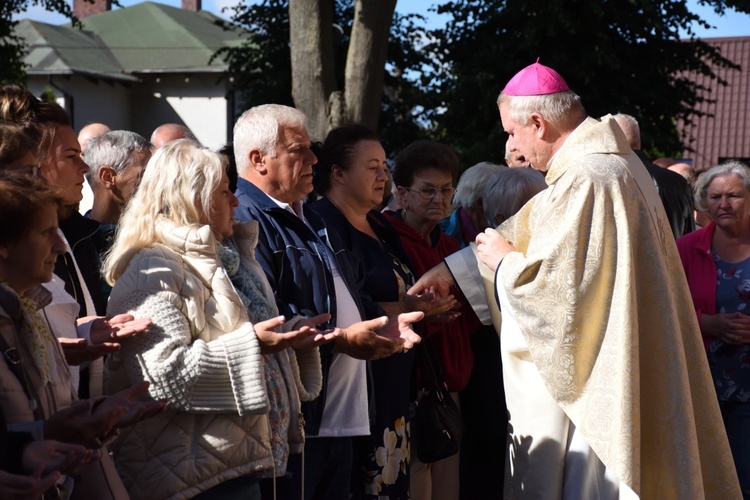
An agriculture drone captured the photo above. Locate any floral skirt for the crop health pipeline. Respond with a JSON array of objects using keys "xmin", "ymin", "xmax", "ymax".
[{"xmin": 352, "ymin": 350, "xmax": 416, "ymax": 499}]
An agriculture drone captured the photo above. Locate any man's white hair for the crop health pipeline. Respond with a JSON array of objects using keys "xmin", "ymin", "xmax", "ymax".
[
  {"xmin": 84, "ymin": 130, "xmax": 151, "ymax": 186},
  {"xmin": 613, "ymin": 113, "xmax": 641, "ymax": 150},
  {"xmin": 233, "ymin": 104, "xmax": 307, "ymax": 175}
]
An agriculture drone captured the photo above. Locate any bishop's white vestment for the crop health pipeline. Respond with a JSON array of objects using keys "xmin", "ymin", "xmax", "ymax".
[{"xmin": 446, "ymin": 115, "xmax": 740, "ymax": 498}]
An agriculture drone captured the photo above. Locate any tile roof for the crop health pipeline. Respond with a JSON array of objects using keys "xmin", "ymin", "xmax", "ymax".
[{"xmin": 680, "ymin": 36, "xmax": 750, "ymax": 171}]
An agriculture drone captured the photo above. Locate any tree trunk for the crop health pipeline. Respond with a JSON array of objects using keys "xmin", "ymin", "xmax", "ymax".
[
  {"xmin": 289, "ymin": 0, "xmax": 396, "ymax": 137},
  {"xmin": 288, "ymin": 0, "xmax": 336, "ymax": 140},
  {"xmin": 343, "ymin": 0, "xmax": 397, "ymax": 130}
]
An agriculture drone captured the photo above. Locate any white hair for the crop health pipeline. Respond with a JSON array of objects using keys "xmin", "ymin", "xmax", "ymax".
[
  {"xmin": 453, "ymin": 162, "xmax": 503, "ymax": 209},
  {"xmin": 233, "ymin": 104, "xmax": 307, "ymax": 175},
  {"xmin": 103, "ymin": 139, "xmax": 226, "ymax": 284},
  {"xmin": 693, "ymin": 160, "xmax": 750, "ymax": 213},
  {"xmin": 613, "ymin": 113, "xmax": 641, "ymax": 150},
  {"xmin": 497, "ymin": 90, "xmax": 585, "ymax": 129}
]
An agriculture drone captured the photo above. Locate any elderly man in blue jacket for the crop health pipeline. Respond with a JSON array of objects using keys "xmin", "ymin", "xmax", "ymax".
[{"xmin": 232, "ymin": 104, "xmax": 422, "ymax": 500}]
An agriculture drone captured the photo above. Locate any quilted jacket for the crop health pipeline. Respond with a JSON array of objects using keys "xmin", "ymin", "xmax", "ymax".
[
  {"xmin": 0, "ymin": 284, "xmax": 128, "ymax": 500},
  {"xmin": 106, "ymin": 218, "xmax": 272, "ymax": 500}
]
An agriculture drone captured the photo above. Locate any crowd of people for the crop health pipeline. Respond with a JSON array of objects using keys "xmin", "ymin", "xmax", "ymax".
[{"xmin": 0, "ymin": 59, "xmax": 747, "ymax": 500}]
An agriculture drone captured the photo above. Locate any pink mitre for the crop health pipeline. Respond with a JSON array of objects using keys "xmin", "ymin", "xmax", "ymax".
[{"xmin": 502, "ymin": 58, "xmax": 570, "ymax": 96}]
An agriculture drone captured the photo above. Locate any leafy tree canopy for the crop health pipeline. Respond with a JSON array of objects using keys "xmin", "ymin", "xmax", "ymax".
[
  {"xmin": 219, "ymin": 0, "xmax": 433, "ymax": 154},
  {"xmin": 7, "ymin": 1, "xmax": 746, "ymax": 167},
  {"xmin": 222, "ymin": 0, "xmax": 749, "ymax": 167},
  {"xmin": 425, "ymin": 0, "xmax": 749, "ymax": 164}
]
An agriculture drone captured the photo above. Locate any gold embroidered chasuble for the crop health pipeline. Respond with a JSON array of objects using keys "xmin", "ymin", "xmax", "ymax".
[{"xmin": 487, "ymin": 116, "xmax": 739, "ymax": 498}]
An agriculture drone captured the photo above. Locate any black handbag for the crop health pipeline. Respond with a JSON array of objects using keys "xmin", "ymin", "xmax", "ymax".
[{"xmin": 413, "ymin": 340, "xmax": 463, "ymax": 463}]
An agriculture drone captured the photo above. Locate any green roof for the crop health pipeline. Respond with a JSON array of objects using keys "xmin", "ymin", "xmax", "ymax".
[
  {"xmin": 16, "ymin": 2, "xmax": 246, "ymax": 78},
  {"xmin": 78, "ymin": 2, "xmax": 245, "ymax": 72},
  {"xmin": 16, "ymin": 19, "xmax": 137, "ymax": 81}
]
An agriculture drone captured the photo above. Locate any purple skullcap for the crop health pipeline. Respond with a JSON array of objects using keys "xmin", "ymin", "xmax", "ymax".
[{"xmin": 502, "ymin": 58, "xmax": 570, "ymax": 96}]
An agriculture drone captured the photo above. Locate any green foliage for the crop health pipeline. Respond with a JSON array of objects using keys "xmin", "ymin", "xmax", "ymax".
[
  {"xmin": 0, "ymin": 0, "xmax": 76, "ymax": 84},
  {"xmin": 220, "ymin": 0, "xmax": 435, "ymax": 156},
  {"xmin": 217, "ymin": 0, "xmax": 294, "ymax": 108},
  {"xmin": 379, "ymin": 11, "xmax": 440, "ymax": 154},
  {"xmin": 217, "ymin": 0, "xmax": 353, "ymax": 110},
  {"xmin": 0, "ymin": 35, "xmax": 27, "ymax": 85},
  {"xmin": 40, "ymin": 85, "xmax": 56, "ymax": 103},
  {"xmin": 425, "ymin": 0, "xmax": 743, "ymax": 164},
  {"xmin": 222, "ymin": 0, "xmax": 745, "ymax": 166}
]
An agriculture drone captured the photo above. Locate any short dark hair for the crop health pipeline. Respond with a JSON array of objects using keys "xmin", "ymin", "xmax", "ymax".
[
  {"xmin": 312, "ymin": 124, "xmax": 381, "ymax": 195},
  {"xmin": 392, "ymin": 140, "xmax": 459, "ymax": 188},
  {"xmin": 0, "ymin": 171, "xmax": 63, "ymax": 246}
]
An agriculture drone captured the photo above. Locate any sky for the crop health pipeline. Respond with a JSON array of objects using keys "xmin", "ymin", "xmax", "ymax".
[{"xmin": 15, "ymin": 0, "xmax": 750, "ymax": 38}]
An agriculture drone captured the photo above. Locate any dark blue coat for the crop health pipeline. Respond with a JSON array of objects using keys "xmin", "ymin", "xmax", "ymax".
[{"xmin": 234, "ymin": 178, "xmax": 381, "ymax": 434}]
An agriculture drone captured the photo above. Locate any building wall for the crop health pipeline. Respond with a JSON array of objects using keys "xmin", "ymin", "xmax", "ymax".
[
  {"xmin": 27, "ymin": 73, "xmax": 237, "ymax": 213},
  {"xmin": 27, "ymin": 73, "xmax": 236, "ymax": 150},
  {"xmin": 131, "ymin": 73, "xmax": 233, "ymax": 150},
  {"xmin": 26, "ymin": 75, "xmax": 133, "ymax": 134}
]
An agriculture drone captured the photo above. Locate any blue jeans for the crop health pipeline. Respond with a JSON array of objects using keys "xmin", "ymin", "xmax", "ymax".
[
  {"xmin": 719, "ymin": 400, "xmax": 750, "ymax": 498},
  {"xmin": 261, "ymin": 437, "xmax": 353, "ymax": 500}
]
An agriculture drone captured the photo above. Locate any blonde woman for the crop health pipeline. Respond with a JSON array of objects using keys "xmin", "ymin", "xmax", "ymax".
[{"xmin": 104, "ymin": 140, "xmax": 335, "ymax": 499}]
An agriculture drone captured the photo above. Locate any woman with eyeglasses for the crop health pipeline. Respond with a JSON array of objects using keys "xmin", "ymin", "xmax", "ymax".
[
  {"xmin": 309, "ymin": 126, "xmax": 456, "ymax": 499},
  {"xmin": 384, "ymin": 140, "xmax": 480, "ymax": 500}
]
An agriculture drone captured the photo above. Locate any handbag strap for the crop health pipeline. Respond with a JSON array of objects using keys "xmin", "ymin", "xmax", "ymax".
[{"xmin": 418, "ymin": 338, "xmax": 449, "ymax": 391}]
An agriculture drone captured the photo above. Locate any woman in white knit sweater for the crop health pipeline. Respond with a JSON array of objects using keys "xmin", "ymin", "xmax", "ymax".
[{"xmin": 103, "ymin": 140, "xmax": 337, "ymax": 500}]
